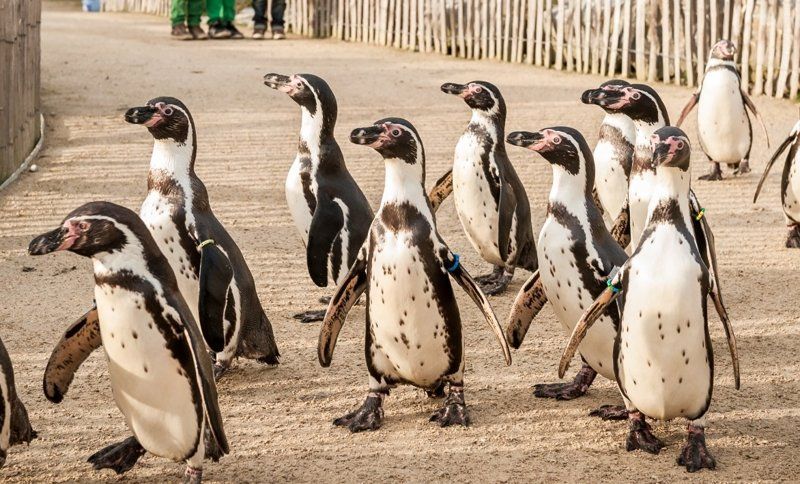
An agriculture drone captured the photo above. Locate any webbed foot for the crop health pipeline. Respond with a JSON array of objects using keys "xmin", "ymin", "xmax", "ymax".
[
  {"xmin": 698, "ymin": 163, "xmax": 723, "ymax": 181},
  {"xmin": 786, "ymin": 225, "xmax": 800, "ymax": 248},
  {"xmin": 677, "ymin": 424, "xmax": 716, "ymax": 472},
  {"xmin": 334, "ymin": 393, "xmax": 385, "ymax": 433},
  {"xmin": 732, "ymin": 160, "xmax": 750, "ymax": 175},
  {"xmin": 626, "ymin": 411, "xmax": 664, "ymax": 454},
  {"xmin": 589, "ymin": 404, "xmax": 628, "ymax": 420},
  {"xmin": 533, "ymin": 363, "xmax": 596, "ymax": 400},
  {"xmin": 478, "ymin": 272, "xmax": 513, "ymax": 296},
  {"xmin": 293, "ymin": 309, "xmax": 325, "ymax": 323},
  {"xmin": 429, "ymin": 386, "xmax": 469, "ymax": 427},
  {"xmin": 87, "ymin": 436, "xmax": 146, "ymax": 474},
  {"xmin": 183, "ymin": 466, "xmax": 203, "ymax": 484}
]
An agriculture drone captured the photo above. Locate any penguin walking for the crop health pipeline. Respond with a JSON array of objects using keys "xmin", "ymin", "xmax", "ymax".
[
  {"xmin": 753, "ymin": 118, "xmax": 800, "ymax": 247},
  {"xmin": 317, "ymin": 118, "xmax": 511, "ymax": 432},
  {"xmin": 124, "ymin": 97, "xmax": 280, "ymax": 379},
  {"xmin": 29, "ymin": 202, "xmax": 229, "ymax": 483},
  {"xmin": 0, "ymin": 334, "xmax": 36, "ymax": 467},
  {"xmin": 505, "ymin": 127, "xmax": 628, "ymax": 405},
  {"xmin": 676, "ymin": 40, "xmax": 770, "ymax": 181},
  {"xmin": 263, "ymin": 73, "xmax": 373, "ymax": 322},
  {"xmin": 430, "ymin": 81, "xmax": 537, "ymax": 295},
  {"xmin": 559, "ymin": 127, "xmax": 740, "ymax": 472}
]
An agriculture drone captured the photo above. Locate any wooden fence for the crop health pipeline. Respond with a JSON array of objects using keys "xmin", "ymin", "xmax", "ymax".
[
  {"xmin": 102, "ymin": 0, "xmax": 800, "ymax": 99},
  {"xmin": 0, "ymin": 0, "xmax": 42, "ymax": 185}
]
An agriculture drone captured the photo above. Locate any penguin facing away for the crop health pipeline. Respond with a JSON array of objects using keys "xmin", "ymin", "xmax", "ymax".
[
  {"xmin": 124, "ymin": 97, "xmax": 280, "ymax": 379},
  {"xmin": 318, "ymin": 118, "xmax": 511, "ymax": 432},
  {"xmin": 0, "ymin": 334, "xmax": 36, "ymax": 467},
  {"xmin": 505, "ymin": 127, "xmax": 628, "ymax": 408},
  {"xmin": 753, "ymin": 118, "xmax": 800, "ymax": 247},
  {"xmin": 29, "ymin": 202, "xmax": 229, "ymax": 483},
  {"xmin": 263, "ymin": 73, "xmax": 373, "ymax": 322},
  {"xmin": 429, "ymin": 81, "xmax": 538, "ymax": 295},
  {"xmin": 560, "ymin": 127, "xmax": 740, "ymax": 472},
  {"xmin": 676, "ymin": 40, "xmax": 770, "ymax": 181}
]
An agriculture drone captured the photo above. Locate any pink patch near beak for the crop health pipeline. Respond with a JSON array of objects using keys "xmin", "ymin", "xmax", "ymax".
[
  {"xmin": 56, "ymin": 222, "xmax": 82, "ymax": 251},
  {"xmin": 143, "ymin": 114, "xmax": 163, "ymax": 128}
]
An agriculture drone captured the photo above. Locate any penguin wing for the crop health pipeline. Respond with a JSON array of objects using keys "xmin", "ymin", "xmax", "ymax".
[
  {"xmin": 307, "ymin": 195, "xmax": 345, "ymax": 287},
  {"xmin": 675, "ymin": 91, "xmax": 700, "ymax": 128},
  {"xmin": 497, "ymin": 176, "xmax": 519, "ymax": 262},
  {"xmin": 609, "ymin": 200, "xmax": 631, "ymax": 248},
  {"xmin": 428, "ymin": 169, "xmax": 454, "ymax": 213},
  {"xmin": 198, "ymin": 241, "xmax": 234, "ymax": 353},
  {"xmin": 445, "ymin": 252, "xmax": 512, "ymax": 365},
  {"xmin": 318, "ymin": 243, "xmax": 368, "ymax": 367},
  {"xmin": 43, "ymin": 305, "xmax": 102, "ymax": 403},
  {"xmin": 754, "ymin": 133, "xmax": 794, "ymax": 203},
  {"xmin": 504, "ymin": 271, "xmax": 548, "ymax": 349},
  {"xmin": 741, "ymin": 87, "xmax": 771, "ymax": 148}
]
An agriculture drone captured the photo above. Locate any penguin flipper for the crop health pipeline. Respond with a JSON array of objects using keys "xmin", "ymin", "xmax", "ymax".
[
  {"xmin": 0, "ymin": 337, "xmax": 36, "ymax": 444},
  {"xmin": 307, "ymin": 197, "xmax": 345, "ymax": 287},
  {"xmin": 318, "ymin": 246, "xmax": 368, "ymax": 367},
  {"xmin": 610, "ymin": 201, "xmax": 631, "ymax": 248},
  {"xmin": 428, "ymin": 169, "xmax": 453, "ymax": 213},
  {"xmin": 741, "ymin": 87, "xmax": 771, "ymax": 148},
  {"xmin": 709, "ymin": 286, "xmax": 741, "ymax": 390},
  {"xmin": 43, "ymin": 305, "xmax": 102, "ymax": 403},
  {"xmin": 675, "ymin": 92, "xmax": 699, "ymax": 128},
  {"xmin": 497, "ymin": 179, "xmax": 518, "ymax": 263},
  {"xmin": 754, "ymin": 133, "xmax": 794, "ymax": 203},
  {"xmin": 559, "ymin": 285, "xmax": 621, "ymax": 379},
  {"xmin": 445, "ymin": 253, "xmax": 512, "ymax": 366},
  {"xmin": 198, "ymin": 242, "xmax": 233, "ymax": 353},
  {"xmin": 504, "ymin": 271, "xmax": 547, "ymax": 349}
]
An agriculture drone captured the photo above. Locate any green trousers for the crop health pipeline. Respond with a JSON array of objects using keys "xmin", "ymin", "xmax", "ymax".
[
  {"xmin": 171, "ymin": 0, "xmax": 204, "ymax": 27},
  {"xmin": 206, "ymin": 0, "xmax": 236, "ymax": 23}
]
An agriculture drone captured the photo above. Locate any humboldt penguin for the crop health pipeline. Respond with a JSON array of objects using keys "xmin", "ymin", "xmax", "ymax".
[
  {"xmin": 505, "ymin": 127, "xmax": 627, "ymax": 407},
  {"xmin": 753, "ymin": 118, "xmax": 800, "ymax": 247},
  {"xmin": 560, "ymin": 127, "xmax": 740, "ymax": 472},
  {"xmin": 317, "ymin": 118, "xmax": 511, "ymax": 432},
  {"xmin": 263, "ymin": 73, "xmax": 373, "ymax": 322},
  {"xmin": 29, "ymin": 201, "xmax": 229, "ymax": 483},
  {"xmin": 124, "ymin": 97, "xmax": 280, "ymax": 378},
  {"xmin": 676, "ymin": 39, "xmax": 770, "ymax": 181},
  {"xmin": 0, "ymin": 334, "xmax": 36, "ymax": 467},
  {"xmin": 430, "ymin": 81, "xmax": 537, "ymax": 295}
]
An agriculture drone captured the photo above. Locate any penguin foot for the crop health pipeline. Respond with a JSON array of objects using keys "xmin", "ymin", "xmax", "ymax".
[
  {"xmin": 677, "ymin": 425, "xmax": 716, "ymax": 472},
  {"xmin": 625, "ymin": 412, "xmax": 664, "ymax": 455},
  {"xmin": 183, "ymin": 466, "xmax": 203, "ymax": 484},
  {"xmin": 293, "ymin": 309, "xmax": 326, "ymax": 323},
  {"xmin": 318, "ymin": 296, "xmax": 331, "ymax": 304},
  {"xmin": 474, "ymin": 266, "xmax": 505, "ymax": 285},
  {"xmin": 589, "ymin": 404, "xmax": 629, "ymax": 420},
  {"xmin": 732, "ymin": 160, "xmax": 750, "ymax": 175},
  {"xmin": 698, "ymin": 163, "xmax": 723, "ymax": 181},
  {"xmin": 213, "ymin": 362, "xmax": 229, "ymax": 381},
  {"xmin": 785, "ymin": 226, "xmax": 800, "ymax": 248},
  {"xmin": 426, "ymin": 381, "xmax": 447, "ymax": 399},
  {"xmin": 429, "ymin": 387, "xmax": 469, "ymax": 427},
  {"xmin": 256, "ymin": 354, "xmax": 281, "ymax": 367},
  {"xmin": 534, "ymin": 364, "xmax": 596, "ymax": 400},
  {"xmin": 204, "ymin": 424, "xmax": 224, "ymax": 462},
  {"xmin": 87, "ymin": 436, "xmax": 146, "ymax": 474},
  {"xmin": 333, "ymin": 393, "xmax": 385, "ymax": 433},
  {"xmin": 478, "ymin": 273, "xmax": 513, "ymax": 296}
]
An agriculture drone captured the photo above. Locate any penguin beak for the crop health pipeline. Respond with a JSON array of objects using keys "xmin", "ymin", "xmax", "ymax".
[
  {"xmin": 441, "ymin": 82, "xmax": 467, "ymax": 97},
  {"xmin": 124, "ymin": 105, "xmax": 158, "ymax": 126},
  {"xmin": 28, "ymin": 226, "xmax": 75, "ymax": 255},
  {"xmin": 581, "ymin": 87, "xmax": 625, "ymax": 107},
  {"xmin": 263, "ymin": 73, "xmax": 292, "ymax": 92},
  {"xmin": 507, "ymin": 131, "xmax": 546, "ymax": 151},
  {"xmin": 349, "ymin": 126, "xmax": 384, "ymax": 148}
]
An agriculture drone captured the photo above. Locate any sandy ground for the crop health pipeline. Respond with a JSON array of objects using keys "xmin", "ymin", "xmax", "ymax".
[{"xmin": 0, "ymin": 1, "xmax": 799, "ymax": 482}]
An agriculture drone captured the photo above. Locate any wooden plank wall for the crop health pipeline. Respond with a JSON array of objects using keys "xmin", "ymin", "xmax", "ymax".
[{"xmin": 0, "ymin": 0, "xmax": 42, "ymax": 184}]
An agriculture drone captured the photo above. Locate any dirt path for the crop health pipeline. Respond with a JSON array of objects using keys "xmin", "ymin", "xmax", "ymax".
[{"xmin": 1, "ymin": 2, "xmax": 799, "ymax": 481}]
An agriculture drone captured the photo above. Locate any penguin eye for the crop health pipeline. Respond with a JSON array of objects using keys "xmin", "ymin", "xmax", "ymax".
[
  {"xmin": 78, "ymin": 221, "xmax": 90, "ymax": 231},
  {"xmin": 294, "ymin": 80, "xmax": 304, "ymax": 89},
  {"xmin": 474, "ymin": 85, "xmax": 483, "ymax": 93},
  {"xmin": 675, "ymin": 140, "xmax": 685, "ymax": 150},
  {"xmin": 162, "ymin": 106, "xmax": 174, "ymax": 116},
  {"xmin": 391, "ymin": 129, "xmax": 402, "ymax": 137},
  {"xmin": 552, "ymin": 136, "xmax": 562, "ymax": 145},
  {"xmin": 631, "ymin": 92, "xmax": 641, "ymax": 100}
]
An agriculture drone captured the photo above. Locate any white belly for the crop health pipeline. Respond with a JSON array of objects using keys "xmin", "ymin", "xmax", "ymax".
[
  {"xmin": 140, "ymin": 193, "xmax": 199, "ymax": 323},
  {"xmin": 368, "ymin": 233, "xmax": 453, "ymax": 387},
  {"xmin": 697, "ymin": 71, "xmax": 750, "ymax": 164},
  {"xmin": 537, "ymin": 219, "xmax": 616, "ymax": 380},
  {"xmin": 0, "ymin": 366, "xmax": 10, "ymax": 451},
  {"xmin": 594, "ymin": 140, "xmax": 629, "ymax": 225},
  {"xmin": 628, "ymin": 171, "xmax": 656, "ymax": 247},
  {"xmin": 95, "ymin": 286, "xmax": 200, "ymax": 461},
  {"xmin": 285, "ymin": 157, "xmax": 314, "ymax": 246},
  {"xmin": 784, "ymin": 151, "xmax": 800, "ymax": 223},
  {"xmin": 618, "ymin": 227, "xmax": 712, "ymax": 420},
  {"xmin": 453, "ymin": 135, "xmax": 504, "ymax": 266}
]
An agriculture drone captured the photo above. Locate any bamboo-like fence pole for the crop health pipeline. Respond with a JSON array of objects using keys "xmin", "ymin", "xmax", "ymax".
[
  {"xmin": 635, "ymin": 0, "xmax": 646, "ymax": 80},
  {"xmin": 754, "ymin": 0, "xmax": 768, "ymax": 95},
  {"xmin": 791, "ymin": 0, "xmax": 800, "ymax": 99},
  {"xmin": 775, "ymin": 0, "xmax": 792, "ymax": 98},
  {"xmin": 696, "ymin": 0, "xmax": 705, "ymax": 85},
  {"xmin": 683, "ymin": 0, "xmax": 694, "ymax": 87},
  {"xmin": 765, "ymin": 0, "xmax": 778, "ymax": 97},
  {"xmin": 647, "ymin": 0, "xmax": 659, "ymax": 81},
  {"xmin": 741, "ymin": 0, "xmax": 755, "ymax": 88}
]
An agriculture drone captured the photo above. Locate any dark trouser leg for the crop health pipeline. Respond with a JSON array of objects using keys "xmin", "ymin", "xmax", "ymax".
[
  {"xmin": 534, "ymin": 362, "xmax": 596, "ymax": 400},
  {"xmin": 699, "ymin": 162, "xmax": 723, "ymax": 181},
  {"xmin": 626, "ymin": 410, "xmax": 664, "ymax": 454},
  {"xmin": 87, "ymin": 436, "xmax": 146, "ymax": 474},
  {"xmin": 677, "ymin": 419, "xmax": 716, "ymax": 472},
  {"xmin": 252, "ymin": 0, "xmax": 267, "ymax": 27},
  {"xmin": 186, "ymin": 0, "xmax": 203, "ymax": 27},
  {"xmin": 271, "ymin": 0, "xmax": 286, "ymax": 29}
]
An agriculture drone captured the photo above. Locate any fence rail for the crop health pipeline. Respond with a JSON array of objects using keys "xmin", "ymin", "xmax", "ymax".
[
  {"xmin": 102, "ymin": 0, "xmax": 800, "ymax": 99},
  {"xmin": 1, "ymin": 0, "xmax": 42, "ymax": 185}
]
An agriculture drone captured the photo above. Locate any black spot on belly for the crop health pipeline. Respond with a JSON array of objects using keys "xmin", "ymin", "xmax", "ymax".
[
  {"xmin": 677, "ymin": 325, "xmax": 681, "ymax": 334},
  {"xmin": 679, "ymin": 377, "xmax": 683, "ymax": 384},
  {"xmin": 143, "ymin": 365, "xmax": 148, "ymax": 373},
  {"xmin": 132, "ymin": 331, "xmax": 138, "ymax": 339}
]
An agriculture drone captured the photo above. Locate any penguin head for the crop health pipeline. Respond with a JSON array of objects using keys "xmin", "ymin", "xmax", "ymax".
[
  {"xmin": 507, "ymin": 127, "xmax": 592, "ymax": 179},
  {"xmin": 28, "ymin": 202, "xmax": 140, "ymax": 258},
  {"xmin": 350, "ymin": 118, "xmax": 425, "ymax": 167},
  {"xmin": 124, "ymin": 97, "xmax": 194, "ymax": 144},
  {"xmin": 441, "ymin": 81, "xmax": 505, "ymax": 115},
  {"xmin": 581, "ymin": 79, "xmax": 630, "ymax": 109},
  {"xmin": 710, "ymin": 40, "xmax": 736, "ymax": 61},
  {"xmin": 582, "ymin": 83, "xmax": 667, "ymax": 124},
  {"xmin": 651, "ymin": 127, "xmax": 691, "ymax": 171},
  {"xmin": 264, "ymin": 73, "xmax": 337, "ymax": 123}
]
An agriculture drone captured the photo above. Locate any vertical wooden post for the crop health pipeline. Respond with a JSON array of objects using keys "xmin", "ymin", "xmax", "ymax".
[{"xmin": 754, "ymin": 0, "xmax": 768, "ymax": 95}]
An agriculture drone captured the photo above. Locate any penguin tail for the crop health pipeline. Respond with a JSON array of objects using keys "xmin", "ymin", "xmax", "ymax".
[
  {"xmin": 9, "ymin": 396, "xmax": 36, "ymax": 446},
  {"xmin": 515, "ymin": 240, "xmax": 539, "ymax": 273},
  {"xmin": 239, "ymin": 309, "xmax": 281, "ymax": 366}
]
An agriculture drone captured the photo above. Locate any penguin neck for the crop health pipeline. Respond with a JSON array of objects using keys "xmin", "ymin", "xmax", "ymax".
[
  {"xmin": 549, "ymin": 165, "xmax": 590, "ymax": 212},
  {"xmin": 633, "ymin": 119, "xmax": 664, "ymax": 148},
  {"xmin": 149, "ymin": 134, "xmax": 196, "ymax": 183},
  {"xmin": 602, "ymin": 113, "xmax": 636, "ymax": 142},
  {"xmin": 300, "ymin": 105, "xmax": 334, "ymax": 151},
  {"xmin": 380, "ymin": 159, "xmax": 428, "ymax": 212},
  {"xmin": 646, "ymin": 168, "xmax": 692, "ymax": 223},
  {"xmin": 470, "ymin": 109, "xmax": 504, "ymax": 144},
  {"xmin": 706, "ymin": 57, "xmax": 737, "ymax": 71},
  {"xmin": 92, "ymin": 233, "xmax": 151, "ymax": 282}
]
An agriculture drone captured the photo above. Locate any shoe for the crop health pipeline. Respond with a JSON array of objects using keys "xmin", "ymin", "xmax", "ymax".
[
  {"xmin": 227, "ymin": 23, "xmax": 244, "ymax": 39},
  {"xmin": 272, "ymin": 27, "xmax": 285, "ymax": 40},
  {"xmin": 171, "ymin": 24, "xmax": 193, "ymax": 41},
  {"xmin": 189, "ymin": 25, "xmax": 207, "ymax": 40},
  {"xmin": 208, "ymin": 21, "xmax": 232, "ymax": 39},
  {"xmin": 252, "ymin": 24, "xmax": 266, "ymax": 40}
]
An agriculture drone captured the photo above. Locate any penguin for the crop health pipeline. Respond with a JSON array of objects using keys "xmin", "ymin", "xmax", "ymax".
[
  {"xmin": 263, "ymin": 73, "xmax": 373, "ymax": 322},
  {"xmin": 431, "ymin": 81, "xmax": 537, "ymax": 295},
  {"xmin": 0, "ymin": 334, "xmax": 36, "ymax": 467},
  {"xmin": 504, "ymin": 127, "xmax": 628, "ymax": 408},
  {"xmin": 29, "ymin": 201, "xmax": 229, "ymax": 483},
  {"xmin": 676, "ymin": 39, "xmax": 770, "ymax": 181},
  {"xmin": 580, "ymin": 79, "xmax": 636, "ymax": 236},
  {"xmin": 559, "ymin": 127, "xmax": 740, "ymax": 472},
  {"xmin": 753, "ymin": 117, "xmax": 800, "ymax": 247},
  {"xmin": 317, "ymin": 118, "xmax": 511, "ymax": 432},
  {"xmin": 124, "ymin": 97, "xmax": 280, "ymax": 379}
]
